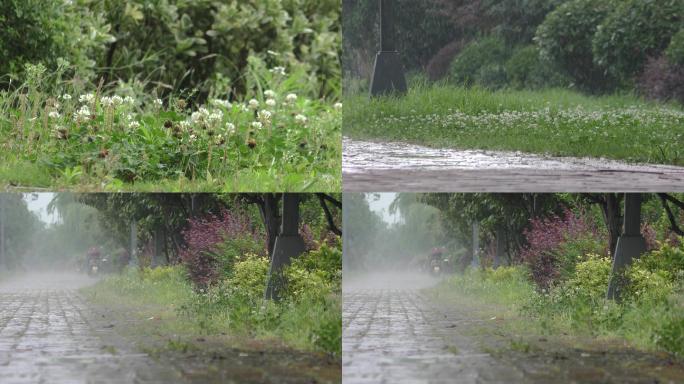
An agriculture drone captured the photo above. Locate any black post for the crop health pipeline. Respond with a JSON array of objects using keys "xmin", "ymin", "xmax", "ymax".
[
  {"xmin": 606, "ymin": 193, "xmax": 647, "ymax": 300},
  {"xmin": 265, "ymin": 193, "xmax": 306, "ymax": 300},
  {"xmin": 370, "ymin": 0, "xmax": 407, "ymax": 97}
]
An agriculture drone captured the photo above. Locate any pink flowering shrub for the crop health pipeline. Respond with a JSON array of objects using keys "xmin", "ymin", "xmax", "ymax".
[
  {"xmin": 521, "ymin": 209, "xmax": 604, "ymax": 289},
  {"xmin": 180, "ymin": 209, "xmax": 263, "ymax": 288}
]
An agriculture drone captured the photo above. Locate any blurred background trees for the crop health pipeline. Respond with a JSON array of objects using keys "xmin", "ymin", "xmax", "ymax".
[
  {"xmin": 1, "ymin": 0, "xmax": 341, "ymax": 101},
  {"xmin": 343, "ymin": 0, "xmax": 684, "ymax": 103}
]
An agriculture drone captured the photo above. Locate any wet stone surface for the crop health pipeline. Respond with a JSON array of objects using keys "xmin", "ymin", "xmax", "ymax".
[
  {"xmin": 0, "ymin": 273, "xmax": 182, "ymax": 384},
  {"xmin": 343, "ymin": 138, "xmax": 684, "ymax": 192},
  {"xmin": 343, "ymin": 272, "xmax": 684, "ymax": 384},
  {"xmin": 343, "ymin": 273, "xmax": 525, "ymax": 384}
]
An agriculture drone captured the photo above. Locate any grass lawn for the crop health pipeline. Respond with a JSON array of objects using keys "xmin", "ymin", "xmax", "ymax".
[{"xmin": 344, "ymin": 84, "xmax": 684, "ymax": 165}]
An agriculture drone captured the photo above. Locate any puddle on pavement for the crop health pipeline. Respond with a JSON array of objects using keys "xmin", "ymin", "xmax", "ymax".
[{"xmin": 343, "ymin": 137, "xmax": 684, "ymax": 173}]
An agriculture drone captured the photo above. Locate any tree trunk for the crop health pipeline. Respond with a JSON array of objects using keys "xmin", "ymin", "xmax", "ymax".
[{"xmin": 600, "ymin": 194, "xmax": 623, "ymax": 256}]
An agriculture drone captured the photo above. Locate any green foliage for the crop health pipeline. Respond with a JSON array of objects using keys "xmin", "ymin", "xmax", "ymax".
[
  {"xmin": 655, "ymin": 316, "xmax": 684, "ymax": 357},
  {"xmin": 215, "ymin": 237, "xmax": 265, "ymax": 280},
  {"xmin": 0, "ymin": 64, "xmax": 342, "ymax": 191},
  {"xmin": 535, "ymin": 0, "xmax": 615, "ymax": 91},
  {"xmin": 666, "ymin": 29, "xmax": 684, "ymax": 66},
  {"xmin": 0, "ymin": 0, "xmax": 110, "ymax": 84},
  {"xmin": 592, "ymin": 0, "xmax": 684, "ymax": 82},
  {"xmin": 476, "ymin": 64, "xmax": 508, "ymax": 90},
  {"xmin": 2, "ymin": 0, "xmax": 340, "ymax": 100},
  {"xmin": 286, "ymin": 243, "xmax": 342, "ymax": 295},
  {"xmin": 433, "ymin": 266, "xmax": 536, "ymax": 307},
  {"xmin": 564, "ymin": 254, "xmax": 612, "ymax": 301},
  {"xmin": 225, "ymin": 253, "xmax": 270, "ymax": 302},
  {"xmin": 505, "ymin": 45, "xmax": 569, "ymax": 89},
  {"xmin": 449, "ymin": 36, "xmax": 510, "ymax": 87}
]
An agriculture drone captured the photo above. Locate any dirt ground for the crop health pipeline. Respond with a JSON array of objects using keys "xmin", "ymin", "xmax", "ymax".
[{"xmin": 343, "ymin": 271, "xmax": 684, "ymax": 384}]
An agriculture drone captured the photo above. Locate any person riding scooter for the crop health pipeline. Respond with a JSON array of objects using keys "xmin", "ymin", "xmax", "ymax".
[{"xmin": 86, "ymin": 247, "xmax": 101, "ymax": 276}]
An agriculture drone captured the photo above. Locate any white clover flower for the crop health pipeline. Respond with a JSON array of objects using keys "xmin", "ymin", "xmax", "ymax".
[
  {"xmin": 294, "ymin": 114, "xmax": 308, "ymax": 124},
  {"xmin": 251, "ymin": 121, "xmax": 263, "ymax": 130},
  {"xmin": 48, "ymin": 111, "xmax": 61, "ymax": 119},
  {"xmin": 125, "ymin": 113, "xmax": 135, "ymax": 121},
  {"xmin": 248, "ymin": 99, "xmax": 259, "ymax": 110},
  {"xmin": 73, "ymin": 105, "xmax": 91, "ymax": 123},
  {"xmin": 79, "ymin": 93, "xmax": 95, "ymax": 104},
  {"xmin": 179, "ymin": 120, "xmax": 191, "ymax": 130},
  {"xmin": 123, "ymin": 96, "xmax": 135, "ymax": 105},
  {"xmin": 61, "ymin": 94, "xmax": 72, "ymax": 101},
  {"xmin": 264, "ymin": 90, "xmax": 276, "ymax": 98},
  {"xmin": 285, "ymin": 93, "xmax": 298, "ymax": 104},
  {"xmin": 334, "ymin": 102, "xmax": 343, "ymax": 110},
  {"xmin": 153, "ymin": 98, "xmax": 163, "ymax": 107},
  {"xmin": 269, "ymin": 66, "xmax": 286, "ymax": 76},
  {"xmin": 189, "ymin": 134, "xmax": 197, "ymax": 142},
  {"xmin": 265, "ymin": 98, "xmax": 277, "ymax": 107},
  {"xmin": 112, "ymin": 95, "xmax": 123, "ymax": 106},
  {"xmin": 257, "ymin": 110, "xmax": 272, "ymax": 123},
  {"xmin": 215, "ymin": 134, "xmax": 224, "ymax": 145},
  {"xmin": 100, "ymin": 96, "xmax": 114, "ymax": 107},
  {"xmin": 211, "ymin": 99, "xmax": 232, "ymax": 109},
  {"xmin": 208, "ymin": 111, "xmax": 223, "ymax": 124},
  {"xmin": 226, "ymin": 122, "xmax": 236, "ymax": 133},
  {"xmin": 128, "ymin": 121, "xmax": 141, "ymax": 129}
]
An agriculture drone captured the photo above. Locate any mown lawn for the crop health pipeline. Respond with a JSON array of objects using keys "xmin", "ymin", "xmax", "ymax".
[{"xmin": 344, "ymin": 85, "xmax": 684, "ymax": 165}]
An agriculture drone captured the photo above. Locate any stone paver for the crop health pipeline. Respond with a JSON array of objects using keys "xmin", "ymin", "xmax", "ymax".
[
  {"xmin": 343, "ymin": 138, "xmax": 684, "ymax": 192},
  {"xmin": 343, "ymin": 272, "xmax": 525, "ymax": 384},
  {"xmin": 0, "ymin": 273, "xmax": 182, "ymax": 384}
]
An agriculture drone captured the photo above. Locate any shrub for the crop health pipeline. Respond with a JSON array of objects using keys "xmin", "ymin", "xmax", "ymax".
[
  {"xmin": 225, "ymin": 253, "xmax": 270, "ymax": 302},
  {"xmin": 655, "ymin": 316, "xmax": 684, "ymax": 357},
  {"xmin": 637, "ymin": 56, "xmax": 684, "ymax": 104},
  {"xmin": 0, "ymin": 0, "xmax": 110, "ymax": 85},
  {"xmin": 476, "ymin": 64, "xmax": 508, "ymax": 90},
  {"xmin": 91, "ymin": 0, "xmax": 340, "ymax": 100},
  {"xmin": 592, "ymin": 0, "xmax": 684, "ymax": 82},
  {"xmin": 667, "ymin": 29, "xmax": 684, "ymax": 65},
  {"xmin": 535, "ymin": 0, "xmax": 614, "ymax": 91},
  {"xmin": 449, "ymin": 36, "xmax": 510, "ymax": 87},
  {"xmin": 180, "ymin": 209, "xmax": 262, "ymax": 288},
  {"xmin": 504, "ymin": 45, "xmax": 569, "ymax": 89},
  {"xmin": 564, "ymin": 253, "xmax": 612, "ymax": 302},
  {"xmin": 521, "ymin": 209, "xmax": 603, "ymax": 289}
]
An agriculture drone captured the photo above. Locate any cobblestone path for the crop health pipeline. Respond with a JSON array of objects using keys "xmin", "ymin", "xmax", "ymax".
[{"xmin": 0, "ymin": 273, "xmax": 182, "ymax": 384}]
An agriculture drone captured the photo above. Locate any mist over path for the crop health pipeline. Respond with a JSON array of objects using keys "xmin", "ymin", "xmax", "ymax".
[
  {"xmin": 342, "ymin": 271, "xmax": 526, "ymax": 384},
  {"xmin": 0, "ymin": 272, "xmax": 183, "ymax": 383}
]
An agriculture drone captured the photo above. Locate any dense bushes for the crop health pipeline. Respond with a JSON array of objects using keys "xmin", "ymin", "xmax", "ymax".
[
  {"xmin": 520, "ymin": 209, "xmax": 604, "ymax": 289},
  {"xmin": 592, "ymin": 0, "xmax": 684, "ymax": 82},
  {"xmin": 449, "ymin": 36, "xmax": 509, "ymax": 87},
  {"xmin": 2, "ymin": 0, "xmax": 340, "ymax": 100},
  {"xmin": 535, "ymin": 0, "xmax": 614, "ymax": 91}
]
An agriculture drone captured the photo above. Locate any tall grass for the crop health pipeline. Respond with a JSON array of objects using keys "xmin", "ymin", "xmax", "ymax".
[{"xmin": 344, "ymin": 83, "xmax": 684, "ymax": 165}]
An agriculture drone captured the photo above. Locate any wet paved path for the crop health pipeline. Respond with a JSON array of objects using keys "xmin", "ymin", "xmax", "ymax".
[
  {"xmin": 343, "ymin": 273, "xmax": 525, "ymax": 384},
  {"xmin": 0, "ymin": 273, "xmax": 182, "ymax": 384},
  {"xmin": 343, "ymin": 138, "xmax": 684, "ymax": 191},
  {"xmin": 343, "ymin": 272, "xmax": 684, "ymax": 384}
]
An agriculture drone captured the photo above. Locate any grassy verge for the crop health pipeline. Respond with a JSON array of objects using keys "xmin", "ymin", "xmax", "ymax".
[
  {"xmin": 344, "ymin": 84, "xmax": 684, "ymax": 165},
  {"xmin": 428, "ymin": 265, "xmax": 684, "ymax": 357},
  {"xmin": 81, "ymin": 266, "xmax": 341, "ymax": 356},
  {"xmin": 0, "ymin": 65, "xmax": 341, "ymax": 192}
]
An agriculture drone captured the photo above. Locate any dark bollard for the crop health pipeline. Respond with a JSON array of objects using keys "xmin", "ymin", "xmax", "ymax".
[
  {"xmin": 370, "ymin": 0, "xmax": 407, "ymax": 97},
  {"xmin": 265, "ymin": 194, "xmax": 306, "ymax": 300},
  {"xmin": 606, "ymin": 193, "xmax": 647, "ymax": 300}
]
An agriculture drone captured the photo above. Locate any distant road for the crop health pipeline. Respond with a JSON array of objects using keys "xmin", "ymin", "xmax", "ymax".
[{"xmin": 343, "ymin": 138, "xmax": 684, "ymax": 192}]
